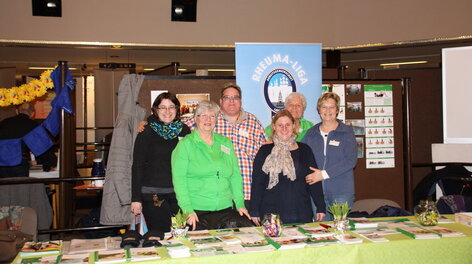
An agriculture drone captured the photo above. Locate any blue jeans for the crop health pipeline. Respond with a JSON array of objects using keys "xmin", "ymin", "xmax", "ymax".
[{"xmin": 323, "ymin": 194, "xmax": 355, "ymax": 221}]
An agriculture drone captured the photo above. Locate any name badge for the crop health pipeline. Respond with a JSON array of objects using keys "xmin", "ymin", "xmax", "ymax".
[
  {"xmin": 329, "ymin": 140, "xmax": 340, "ymax": 146},
  {"xmin": 239, "ymin": 128, "xmax": 249, "ymax": 138},
  {"xmin": 221, "ymin": 145, "xmax": 230, "ymax": 154}
]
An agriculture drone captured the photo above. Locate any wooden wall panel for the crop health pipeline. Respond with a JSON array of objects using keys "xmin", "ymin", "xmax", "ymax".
[
  {"xmin": 366, "ymin": 68, "xmax": 443, "ymax": 207},
  {"xmin": 324, "ymin": 80, "xmax": 405, "ymax": 207}
]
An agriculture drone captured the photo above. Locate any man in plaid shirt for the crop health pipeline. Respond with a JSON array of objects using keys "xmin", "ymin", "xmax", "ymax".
[{"xmin": 183, "ymin": 83, "xmax": 267, "ymax": 205}]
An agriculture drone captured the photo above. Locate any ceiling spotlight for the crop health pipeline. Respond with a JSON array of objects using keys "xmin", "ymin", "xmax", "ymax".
[
  {"xmin": 171, "ymin": 0, "xmax": 197, "ymax": 22},
  {"xmin": 32, "ymin": 0, "xmax": 62, "ymax": 17},
  {"xmin": 174, "ymin": 7, "xmax": 183, "ymax": 16}
]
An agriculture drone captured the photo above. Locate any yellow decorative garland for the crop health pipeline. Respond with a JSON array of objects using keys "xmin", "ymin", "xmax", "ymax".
[{"xmin": 0, "ymin": 69, "xmax": 55, "ymax": 107}]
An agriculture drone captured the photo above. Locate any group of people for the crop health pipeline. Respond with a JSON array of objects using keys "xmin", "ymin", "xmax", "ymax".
[{"xmin": 131, "ymin": 83, "xmax": 357, "ymax": 233}]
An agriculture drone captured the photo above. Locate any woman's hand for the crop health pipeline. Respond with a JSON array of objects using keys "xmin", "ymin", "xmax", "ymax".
[
  {"xmin": 187, "ymin": 213, "xmax": 199, "ymax": 231},
  {"xmin": 306, "ymin": 167, "xmax": 323, "ymax": 185},
  {"xmin": 315, "ymin": 213, "xmax": 326, "ymax": 222},
  {"xmin": 136, "ymin": 121, "xmax": 147, "ymax": 133},
  {"xmin": 130, "ymin": 202, "xmax": 142, "ymax": 215},
  {"xmin": 251, "ymin": 217, "xmax": 261, "ymax": 226},
  {"xmin": 238, "ymin": 208, "xmax": 251, "ymax": 220}
]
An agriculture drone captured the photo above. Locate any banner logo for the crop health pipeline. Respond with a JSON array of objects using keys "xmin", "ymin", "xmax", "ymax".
[{"xmin": 264, "ymin": 68, "xmax": 296, "ymax": 113}]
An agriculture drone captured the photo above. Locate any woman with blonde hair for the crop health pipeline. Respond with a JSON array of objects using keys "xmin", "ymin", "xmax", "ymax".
[{"xmin": 302, "ymin": 92, "xmax": 357, "ymax": 221}]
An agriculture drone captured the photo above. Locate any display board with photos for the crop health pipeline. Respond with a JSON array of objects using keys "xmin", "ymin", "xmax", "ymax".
[{"xmin": 322, "ymin": 80, "xmax": 404, "ymax": 206}]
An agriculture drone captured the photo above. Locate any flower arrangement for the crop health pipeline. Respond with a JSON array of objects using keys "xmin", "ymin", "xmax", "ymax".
[
  {"xmin": 327, "ymin": 201, "xmax": 351, "ymax": 234},
  {"xmin": 171, "ymin": 210, "xmax": 189, "ymax": 238},
  {"xmin": 172, "ymin": 210, "xmax": 189, "ymax": 229},
  {"xmin": 327, "ymin": 201, "xmax": 350, "ymax": 220},
  {"xmin": 0, "ymin": 69, "xmax": 54, "ymax": 107}
]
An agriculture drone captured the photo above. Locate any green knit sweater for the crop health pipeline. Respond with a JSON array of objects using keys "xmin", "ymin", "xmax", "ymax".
[{"xmin": 171, "ymin": 131, "xmax": 245, "ymax": 214}]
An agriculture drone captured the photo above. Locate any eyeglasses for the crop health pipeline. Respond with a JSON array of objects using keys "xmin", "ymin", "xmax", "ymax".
[
  {"xmin": 221, "ymin": 95, "xmax": 241, "ymax": 101},
  {"xmin": 157, "ymin": 105, "xmax": 177, "ymax": 111},
  {"xmin": 197, "ymin": 114, "xmax": 217, "ymax": 120},
  {"xmin": 320, "ymin": 106, "xmax": 337, "ymax": 110}
]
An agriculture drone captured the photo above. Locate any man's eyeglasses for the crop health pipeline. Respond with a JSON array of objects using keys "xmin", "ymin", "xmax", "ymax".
[
  {"xmin": 157, "ymin": 105, "xmax": 177, "ymax": 111},
  {"xmin": 221, "ymin": 95, "xmax": 241, "ymax": 101}
]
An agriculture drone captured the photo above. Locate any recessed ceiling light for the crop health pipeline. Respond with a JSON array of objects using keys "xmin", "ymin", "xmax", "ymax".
[
  {"xmin": 29, "ymin": 66, "xmax": 77, "ymax": 70},
  {"xmin": 174, "ymin": 7, "xmax": 183, "ymax": 15},
  {"xmin": 207, "ymin": 69, "xmax": 235, "ymax": 72},
  {"xmin": 380, "ymin": 61, "xmax": 428, "ymax": 66}
]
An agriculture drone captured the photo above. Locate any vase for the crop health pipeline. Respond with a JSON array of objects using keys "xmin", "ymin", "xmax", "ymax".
[
  {"xmin": 333, "ymin": 218, "xmax": 350, "ymax": 234},
  {"xmin": 414, "ymin": 200, "xmax": 440, "ymax": 226},
  {"xmin": 261, "ymin": 213, "xmax": 282, "ymax": 237},
  {"xmin": 171, "ymin": 226, "xmax": 189, "ymax": 238}
]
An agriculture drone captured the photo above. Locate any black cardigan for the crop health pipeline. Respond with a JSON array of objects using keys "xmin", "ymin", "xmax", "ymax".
[
  {"xmin": 131, "ymin": 115, "xmax": 191, "ymax": 202},
  {"xmin": 249, "ymin": 142, "xmax": 326, "ymax": 224}
]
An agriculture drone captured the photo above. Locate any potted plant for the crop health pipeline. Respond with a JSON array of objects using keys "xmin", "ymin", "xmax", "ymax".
[
  {"xmin": 171, "ymin": 210, "xmax": 189, "ymax": 238},
  {"xmin": 327, "ymin": 201, "xmax": 351, "ymax": 234}
]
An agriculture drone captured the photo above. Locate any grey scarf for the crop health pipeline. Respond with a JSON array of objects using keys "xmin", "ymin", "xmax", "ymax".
[{"xmin": 262, "ymin": 134, "xmax": 297, "ymax": 189}]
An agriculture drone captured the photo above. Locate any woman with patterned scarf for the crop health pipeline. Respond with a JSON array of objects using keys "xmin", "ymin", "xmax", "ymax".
[
  {"xmin": 250, "ymin": 110, "xmax": 326, "ymax": 225},
  {"xmin": 131, "ymin": 92, "xmax": 191, "ymax": 235}
]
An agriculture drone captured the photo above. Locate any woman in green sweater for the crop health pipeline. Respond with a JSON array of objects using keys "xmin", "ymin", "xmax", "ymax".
[{"xmin": 171, "ymin": 100, "xmax": 253, "ymax": 230}]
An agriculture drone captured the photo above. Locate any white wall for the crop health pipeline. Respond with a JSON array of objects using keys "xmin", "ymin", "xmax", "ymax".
[
  {"xmin": 442, "ymin": 46, "xmax": 472, "ymax": 143},
  {"xmin": 432, "ymin": 143, "xmax": 472, "ymax": 171},
  {"xmin": 1, "ymin": 0, "xmax": 471, "ymax": 47}
]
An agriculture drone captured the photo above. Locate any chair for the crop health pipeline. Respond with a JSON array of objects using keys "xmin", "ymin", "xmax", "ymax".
[
  {"xmin": 20, "ymin": 207, "xmax": 38, "ymax": 241},
  {"xmin": 0, "ymin": 206, "xmax": 37, "ymax": 241},
  {"xmin": 0, "ymin": 181, "xmax": 53, "ymax": 241},
  {"xmin": 351, "ymin": 199, "xmax": 401, "ymax": 214}
]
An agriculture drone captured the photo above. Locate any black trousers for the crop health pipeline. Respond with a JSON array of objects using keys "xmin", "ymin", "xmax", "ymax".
[
  {"xmin": 194, "ymin": 207, "xmax": 254, "ymax": 230},
  {"xmin": 0, "ymin": 160, "xmax": 30, "ymax": 178},
  {"xmin": 141, "ymin": 193, "xmax": 179, "ymax": 233}
]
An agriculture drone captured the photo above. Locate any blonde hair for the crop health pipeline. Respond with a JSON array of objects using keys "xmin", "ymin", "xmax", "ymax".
[{"xmin": 317, "ymin": 92, "xmax": 340, "ymax": 114}]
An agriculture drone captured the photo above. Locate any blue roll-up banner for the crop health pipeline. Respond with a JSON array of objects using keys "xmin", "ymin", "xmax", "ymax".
[{"xmin": 236, "ymin": 43, "xmax": 322, "ymax": 127}]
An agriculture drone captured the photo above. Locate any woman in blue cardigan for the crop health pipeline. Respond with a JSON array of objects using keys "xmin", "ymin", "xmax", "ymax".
[{"xmin": 302, "ymin": 92, "xmax": 357, "ymax": 221}]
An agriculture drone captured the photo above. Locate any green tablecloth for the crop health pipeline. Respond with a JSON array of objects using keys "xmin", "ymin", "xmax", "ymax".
[{"xmin": 16, "ymin": 216, "xmax": 472, "ymax": 264}]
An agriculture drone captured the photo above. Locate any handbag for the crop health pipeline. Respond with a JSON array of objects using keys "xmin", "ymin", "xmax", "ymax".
[
  {"xmin": 120, "ymin": 214, "xmax": 148, "ymax": 248},
  {"xmin": 0, "ymin": 230, "xmax": 33, "ymax": 262}
]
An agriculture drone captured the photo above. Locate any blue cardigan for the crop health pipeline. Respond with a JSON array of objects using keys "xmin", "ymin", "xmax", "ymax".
[{"xmin": 301, "ymin": 120, "xmax": 357, "ymax": 196}]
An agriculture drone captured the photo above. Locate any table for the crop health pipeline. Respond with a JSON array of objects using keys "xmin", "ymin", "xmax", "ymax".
[{"xmin": 15, "ymin": 216, "xmax": 472, "ymax": 264}]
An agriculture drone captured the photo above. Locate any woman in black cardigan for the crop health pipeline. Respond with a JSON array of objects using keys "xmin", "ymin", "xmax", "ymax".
[
  {"xmin": 250, "ymin": 110, "xmax": 326, "ymax": 225},
  {"xmin": 131, "ymin": 92, "xmax": 191, "ymax": 234}
]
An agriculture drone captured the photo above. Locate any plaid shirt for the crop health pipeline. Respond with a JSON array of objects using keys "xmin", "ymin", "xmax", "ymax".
[{"xmin": 183, "ymin": 111, "xmax": 267, "ymax": 200}]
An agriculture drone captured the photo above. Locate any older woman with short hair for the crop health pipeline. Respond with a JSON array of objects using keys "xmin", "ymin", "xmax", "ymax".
[
  {"xmin": 171, "ymin": 100, "xmax": 253, "ymax": 230},
  {"xmin": 265, "ymin": 92, "xmax": 314, "ymax": 141}
]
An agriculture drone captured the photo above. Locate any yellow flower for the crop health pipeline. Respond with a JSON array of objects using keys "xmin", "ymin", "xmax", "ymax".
[
  {"xmin": 40, "ymin": 70, "xmax": 54, "ymax": 89},
  {"xmin": 0, "ymin": 88, "xmax": 9, "ymax": 107},
  {"xmin": 18, "ymin": 84, "xmax": 33, "ymax": 102},
  {"xmin": 0, "ymin": 67, "xmax": 56, "ymax": 107}
]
